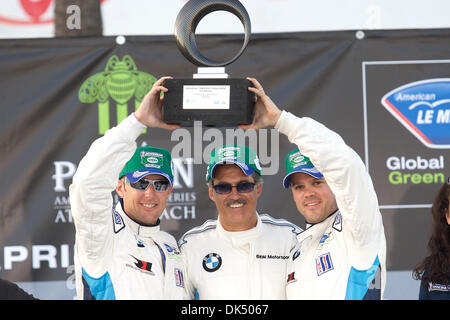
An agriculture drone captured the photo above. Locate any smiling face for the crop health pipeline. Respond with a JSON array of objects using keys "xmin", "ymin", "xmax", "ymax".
[
  {"xmin": 289, "ymin": 172, "xmax": 338, "ymax": 224},
  {"xmin": 116, "ymin": 174, "xmax": 172, "ymax": 225},
  {"xmin": 208, "ymin": 164, "xmax": 262, "ymax": 231}
]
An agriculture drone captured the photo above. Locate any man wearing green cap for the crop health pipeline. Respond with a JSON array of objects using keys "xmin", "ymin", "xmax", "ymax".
[
  {"xmin": 241, "ymin": 77, "xmax": 386, "ymax": 300},
  {"xmin": 69, "ymin": 77, "xmax": 189, "ymax": 299},
  {"xmin": 178, "ymin": 144, "xmax": 301, "ymax": 299}
]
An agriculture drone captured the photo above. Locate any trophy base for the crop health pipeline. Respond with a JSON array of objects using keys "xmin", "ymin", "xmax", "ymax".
[{"xmin": 163, "ymin": 78, "xmax": 255, "ymax": 127}]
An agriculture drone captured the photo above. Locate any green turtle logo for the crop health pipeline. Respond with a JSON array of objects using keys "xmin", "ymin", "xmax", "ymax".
[{"xmin": 79, "ymin": 55, "xmax": 157, "ymax": 134}]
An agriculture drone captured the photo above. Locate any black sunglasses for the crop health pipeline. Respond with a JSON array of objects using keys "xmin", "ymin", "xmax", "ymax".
[
  {"xmin": 128, "ymin": 179, "xmax": 170, "ymax": 192},
  {"xmin": 212, "ymin": 181, "xmax": 256, "ymax": 194}
]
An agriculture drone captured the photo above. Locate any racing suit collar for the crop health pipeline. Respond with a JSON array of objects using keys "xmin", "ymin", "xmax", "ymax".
[
  {"xmin": 116, "ymin": 200, "xmax": 161, "ymax": 237},
  {"xmin": 216, "ymin": 212, "xmax": 263, "ymax": 246},
  {"xmin": 305, "ymin": 209, "xmax": 339, "ymax": 229}
]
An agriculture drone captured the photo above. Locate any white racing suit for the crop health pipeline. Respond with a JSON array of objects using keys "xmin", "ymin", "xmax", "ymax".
[
  {"xmin": 277, "ymin": 111, "xmax": 387, "ymax": 300},
  {"xmin": 69, "ymin": 114, "xmax": 189, "ymax": 300},
  {"xmin": 179, "ymin": 213, "xmax": 301, "ymax": 299}
]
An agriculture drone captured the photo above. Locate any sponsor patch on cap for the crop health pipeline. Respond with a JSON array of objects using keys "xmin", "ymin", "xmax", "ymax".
[
  {"xmin": 283, "ymin": 148, "xmax": 323, "ymax": 188},
  {"xmin": 119, "ymin": 146, "xmax": 173, "ymax": 185},
  {"xmin": 206, "ymin": 144, "xmax": 261, "ymax": 182}
]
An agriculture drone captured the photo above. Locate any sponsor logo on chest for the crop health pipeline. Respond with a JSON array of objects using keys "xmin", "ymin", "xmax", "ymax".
[
  {"xmin": 126, "ymin": 255, "xmax": 155, "ymax": 275},
  {"xmin": 202, "ymin": 253, "xmax": 222, "ymax": 272},
  {"xmin": 316, "ymin": 252, "xmax": 334, "ymax": 276}
]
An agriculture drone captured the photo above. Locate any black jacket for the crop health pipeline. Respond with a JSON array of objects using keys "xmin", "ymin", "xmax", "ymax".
[{"xmin": 0, "ymin": 279, "xmax": 38, "ymax": 300}]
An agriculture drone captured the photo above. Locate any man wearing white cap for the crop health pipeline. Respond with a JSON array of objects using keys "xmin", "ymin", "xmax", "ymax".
[
  {"xmin": 241, "ymin": 77, "xmax": 387, "ymax": 300},
  {"xmin": 179, "ymin": 144, "xmax": 301, "ymax": 299},
  {"xmin": 70, "ymin": 77, "xmax": 189, "ymax": 300}
]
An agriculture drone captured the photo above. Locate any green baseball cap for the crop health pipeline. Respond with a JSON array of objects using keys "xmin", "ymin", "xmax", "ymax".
[
  {"xmin": 119, "ymin": 146, "xmax": 174, "ymax": 185},
  {"xmin": 283, "ymin": 148, "xmax": 323, "ymax": 188},
  {"xmin": 206, "ymin": 144, "xmax": 262, "ymax": 182}
]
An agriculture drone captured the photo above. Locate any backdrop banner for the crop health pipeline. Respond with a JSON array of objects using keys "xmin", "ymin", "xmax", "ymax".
[{"xmin": 0, "ymin": 29, "xmax": 449, "ymax": 298}]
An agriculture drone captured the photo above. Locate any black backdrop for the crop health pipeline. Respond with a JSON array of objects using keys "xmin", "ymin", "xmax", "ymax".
[{"xmin": 0, "ymin": 29, "xmax": 449, "ymax": 289}]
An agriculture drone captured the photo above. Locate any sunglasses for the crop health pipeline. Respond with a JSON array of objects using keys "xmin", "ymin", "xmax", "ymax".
[
  {"xmin": 212, "ymin": 181, "xmax": 256, "ymax": 194},
  {"xmin": 127, "ymin": 179, "xmax": 171, "ymax": 192}
]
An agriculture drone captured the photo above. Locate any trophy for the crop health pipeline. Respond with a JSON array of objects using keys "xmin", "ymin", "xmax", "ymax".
[{"xmin": 163, "ymin": 0, "xmax": 254, "ymax": 126}]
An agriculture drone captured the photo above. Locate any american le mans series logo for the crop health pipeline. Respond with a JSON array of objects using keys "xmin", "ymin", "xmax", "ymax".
[
  {"xmin": 78, "ymin": 55, "xmax": 157, "ymax": 135},
  {"xmin": 381, "ymin": 78, "xmax": 450, "ymax": 148}
]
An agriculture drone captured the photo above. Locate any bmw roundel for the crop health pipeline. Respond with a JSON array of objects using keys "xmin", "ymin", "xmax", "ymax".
[{"xmin": 202, "ymin": 253, "xmax": 222, "ymax": 272}]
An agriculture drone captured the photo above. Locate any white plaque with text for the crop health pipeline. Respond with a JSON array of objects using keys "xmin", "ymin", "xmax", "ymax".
[{"xmin": 182, "ymin": 85, "xmax": 230, "ymax": 109}]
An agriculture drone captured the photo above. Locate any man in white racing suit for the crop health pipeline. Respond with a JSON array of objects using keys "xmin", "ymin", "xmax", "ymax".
[
  {"xmin": 179, "ymin": 144, "xmax": 301, "ymax": 299},
  {"xmin": 70, "ymin": 76, "xmax": 189, "ymax": 300},
  {"xmin": 240, "ymin": 77, "xmax": 387, "ymax": 300}
]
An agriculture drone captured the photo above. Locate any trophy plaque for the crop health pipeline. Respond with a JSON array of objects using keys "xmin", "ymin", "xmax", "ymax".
[{"xmin": 163, "ymin": 0, "xmax": 254, "ymax": 126}]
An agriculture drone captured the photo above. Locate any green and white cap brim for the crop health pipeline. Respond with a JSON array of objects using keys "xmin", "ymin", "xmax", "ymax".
[
  {"xmin": 125, "ymin": 169, "xmax": 173, "ymax": 185},
  {"xmin": 283, "ymin": 166, "xmax": 323, "ymax": 188},
  {"xmin": 209, "ymin": 160, "xmax": 255, "ymax": 180}
]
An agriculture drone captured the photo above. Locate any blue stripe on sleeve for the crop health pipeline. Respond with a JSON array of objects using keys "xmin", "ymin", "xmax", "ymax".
[{"xmin": 82, "ymin": 268, "xmax": 116, "ymax": 300}]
